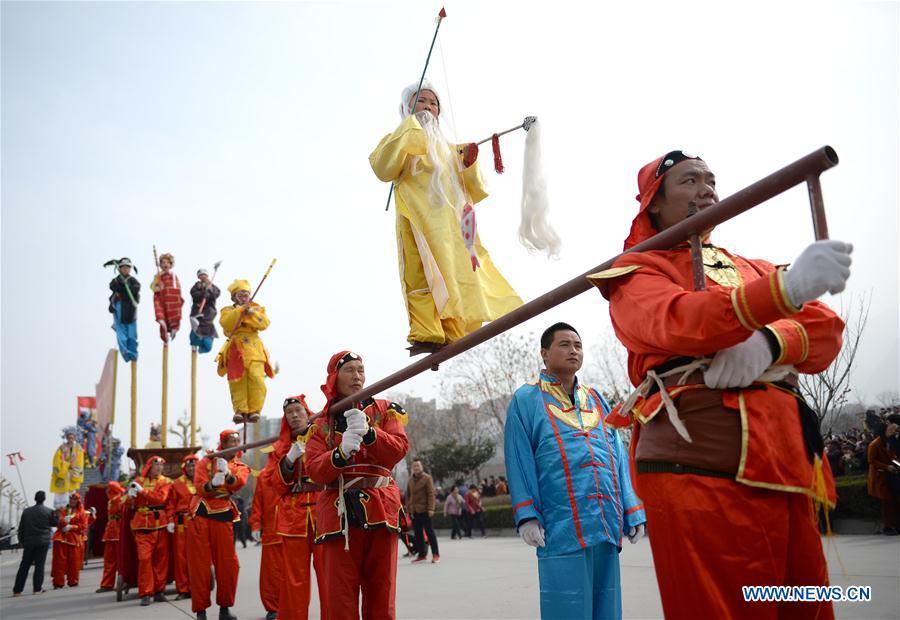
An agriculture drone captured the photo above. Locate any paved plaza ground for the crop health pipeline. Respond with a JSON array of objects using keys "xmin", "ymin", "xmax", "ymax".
[{"xmin": 1, "ymin": 533, "xmax": 897, "ymax": 619}]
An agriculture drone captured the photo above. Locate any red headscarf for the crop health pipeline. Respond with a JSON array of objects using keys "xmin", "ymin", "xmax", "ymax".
[
  {"xmin": 107, "ymin": 481, "xmax": 124, "ymax": 498},
  {"xmin": 141, "ymin": 455, "xmax": 165, "ymax": 478},
  {"xmin": 68, "ymin": 491, "xmax": 83, "ymax": 509},
  {"xmin": 272, "ymin": 394, "xmax": 314, "ymax": 460},
  {"xmin": 180, "ymin": 454, "xmax": 199, "ymax": 474},
  {"xmin": 320, "ymin": 351, "xmax": 363, "ymax": 416},
  {"xmin": 624, "ymin": 150, "xmax": 704, "ymax": 250}
]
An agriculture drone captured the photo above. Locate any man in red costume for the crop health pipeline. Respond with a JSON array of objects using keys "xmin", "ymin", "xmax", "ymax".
[
  {"xmin": 189, "ymin": 429, "xmax": 250, "ymax": 620},
  {"xmin": 171, "ymin": 454, "xmax": 199, "ymax": 600},
  {"xmin": 95, "ymin": 482, "xmax": 125, "ymax": 593},
  {"xmin": 51, "ymin": 492, "xmax": 88, "ymax": 588},
  {"xmin": 306, "ymin": 351, "xmax": 410, "ymax": 620},
  {"xmin": 249, "ymin": 420, "xmax": 287, "ymax": 620},
  {"xmin": 588, "ymin": 150, "xmax": 853, "ymax": 620},
  {"xmin": 272, "ymin": 395, "xmax": 327, "ymax": 620},
  {"xmin": 129, "ymin": 455, "xmax": 173, "ymax": 607}
]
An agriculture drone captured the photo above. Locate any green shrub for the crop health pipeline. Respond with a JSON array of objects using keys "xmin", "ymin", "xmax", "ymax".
[{"xmin": 832, "ymin": 475, "xmax": 879, "ymax": 519}]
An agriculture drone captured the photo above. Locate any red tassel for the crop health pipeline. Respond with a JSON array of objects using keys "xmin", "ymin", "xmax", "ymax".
[{"xmin": 491, "ymin": 134, "xmax": 504, "ymax": 174}]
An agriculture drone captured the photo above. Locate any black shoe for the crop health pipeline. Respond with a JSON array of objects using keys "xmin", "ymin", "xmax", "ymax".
[
  {"xmin": 265, "ymin": 612, "xmax": 277, "ymax": 620},
  {"xmin": 95, "ymin": 587, "xmax": 113, "ymax": 593},
  {"xmin": 196, "ymin": 612, "xmax": 207, "ymax": 620},
  {"xmin": 884, "ymin": 528, "xmax": 899, "ymax": 536},
  {"xmin": 153, "ymin": 592, "xmax": 167, "ymax": 602},
  {"xmin": 140, "ymin": 596, "xmax": 152, "ymax": 606},
  {"xmin": 219, "ymin": 607, "xmax": 237, "ymax": 620},
  {"xmin": 176, "ymin": 591, "xmax": 192, "ymax": 600}
]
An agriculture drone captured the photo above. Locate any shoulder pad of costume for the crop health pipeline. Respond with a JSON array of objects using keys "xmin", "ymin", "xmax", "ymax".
[
  {"xmin": 586, "ymin": 265, "xmax": 642, "ymax": 281},
  {"xmin": 260, "ymin": 445, "xmax": 274, "ymax": 454},
  {"xmin": 360, "ymin": 397, "xmax": 376, "ymax": 409},
  {"xmin": 387, "ymin": 402, "xmax": 406, "ymax": 415}
]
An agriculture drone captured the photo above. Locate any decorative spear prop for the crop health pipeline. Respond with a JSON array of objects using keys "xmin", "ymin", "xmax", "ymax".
[
  {"xmin": 384, "ymin": 7, "xmax": 448, "ymax": 211},
  {"xmin": 460, "ymin": 116, "xmax": 537, "ymax": 174}
]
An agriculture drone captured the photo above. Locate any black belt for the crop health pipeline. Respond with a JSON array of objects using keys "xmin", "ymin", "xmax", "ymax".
[{"xmin": 636, "ymin": 461, "xmax": 735, "ymax": 480}]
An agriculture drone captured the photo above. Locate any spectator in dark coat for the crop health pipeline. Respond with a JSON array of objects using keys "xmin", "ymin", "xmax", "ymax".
[{"xmin": 12, "ymin": 491, "xmax": 58, "ymax": 596}]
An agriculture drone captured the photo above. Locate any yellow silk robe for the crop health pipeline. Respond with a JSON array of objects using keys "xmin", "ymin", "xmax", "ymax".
[
  {"xmin": 50, "ymin": 444, "xmax": 85, "ymax": 494},
  {"xmin": 216, "ymin": 303, "xmax": 272, "ymax": 376},
  {"xmin": 370, "ymin": 115, "xmax": 522, "ymax": 344}
]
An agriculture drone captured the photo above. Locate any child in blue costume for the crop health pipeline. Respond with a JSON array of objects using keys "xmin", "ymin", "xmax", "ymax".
[{"xmin": 106, "ymin": 257, "xmax": 140, "ymax": 362}]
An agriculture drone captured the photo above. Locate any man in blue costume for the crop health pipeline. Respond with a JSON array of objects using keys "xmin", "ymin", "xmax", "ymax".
[{"xmin": 504, "ymin": 322, "xmax": 646, "ymax": 620}]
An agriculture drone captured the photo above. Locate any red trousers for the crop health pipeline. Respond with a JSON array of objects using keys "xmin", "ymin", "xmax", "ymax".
[
  {"xmin": 100, "ymin": 540, "xmax": 118, "ymax": 589},
  {"xmin": 51, "ymin": 542, "xmax": 83, "ymax": 587},
  {"xmin": 260, "ymin": 542, "xmax": 284, "ymax": 613},
  {"xmin": 134, "ymin": 529, "xmax": 170, "ymax": 597},
  {"xmin": 279, "ymin": 534, "xmax": 327, "ymax": 620},
  {"xmin": 188, "ymin": 516, "xmax": 239, "ymax": 613},
  {"xmin": 174, "ymin": 520, "xmax": 190, "ymax": 593},
  {"xmin": 637, "ymin": 473, "xmax": 834, "ymax": 620},
  {"xmin": 321, "ymin": 528, "xmax": 398, "ymax": 620}
]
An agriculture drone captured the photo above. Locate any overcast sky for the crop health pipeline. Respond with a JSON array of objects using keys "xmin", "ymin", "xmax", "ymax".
[{"xmin": 2, "ymin": 0, "xmax": 897, "ymax": 507}]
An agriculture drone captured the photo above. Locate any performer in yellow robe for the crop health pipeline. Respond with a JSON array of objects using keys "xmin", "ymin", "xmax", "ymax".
[
  {"xmin": 370, "ymin": 80, "xmax": 522, "ymax": 352},
  {"xmin": 50, "ymin": 428, "xmax": 85, "ymax": 508},
  {"xmin": 216, "ymin": 279, "xmax": 273, "ymax": 424}
]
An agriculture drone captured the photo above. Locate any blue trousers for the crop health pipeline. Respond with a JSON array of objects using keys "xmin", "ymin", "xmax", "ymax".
[
  {"xmin": 538, "ymin": 541, "xmax": 621, "ymax": 620},
  {"xmin": 113, "ymin": 302, "xmax": 138, "ymax": 362},
  {"xmin": 189, "ymin": 330, "xmax": 214, "ymax": 354}
]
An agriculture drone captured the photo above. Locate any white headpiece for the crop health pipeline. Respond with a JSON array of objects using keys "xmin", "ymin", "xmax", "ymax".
[{"xmin": 399, "ymin": 80, "xmax": 441, "ymax": 119}]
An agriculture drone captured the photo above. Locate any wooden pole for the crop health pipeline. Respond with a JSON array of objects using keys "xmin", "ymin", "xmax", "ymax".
[
  {"xmin": 108, "ymin": 354, "xmax": 118, "ymax": 469},
  {"xmin": 161, "ymin": 343, "xmax": 169, "ymax": 448},
  {"xmin": 130, "ymin": 360, "xmax": 137, "ymax": 449},
  {"xmin": 191, "ymin": 347, "xmax": 198, "ymax": 448},
  {"xmin": 253, "ymin": 420, "xmax": 261, "ymax": 471}
]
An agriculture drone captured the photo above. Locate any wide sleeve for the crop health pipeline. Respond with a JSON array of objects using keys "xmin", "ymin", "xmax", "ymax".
[
  {"xmin": 305, "ymin": 424, "xmax": 343, "ymax": 486},
  {"xmin": 503, "ymin": 390, "xmax": 542, "ymax": 528},
  {"xmin": 604, "ymin": 257, "xmax": 808, "ymax": 358},
  {"xmin": 362, "ymin": 402, "xmax": 410, "ymax": 467},
  {"xmin": 460, "ymin": 157, "xmax": 488, "ymax": 205},
  {"xmin": 219, "ymin": 306, "xmax": 241, "ymax": 333},
  {"xmin": 190, "ymin": 283, "xmax": 204, "ymax": 304},
  {"xmin": 763, "ymin": 301, "xmax": 844, "ymax": 373},
  {"xmin": 226, "ymin": 462, "xmax": 251, "ymax": 493},
  {"xmin": 249, "ymin": 477, "xmax": 264, "ymax": 532},
  {"xmin": 369, "ymin": 115, "xmax": 428, "ymax": 183},
  {"xmin": 250, "ymin": 305, "xmax": 270, "ymax": 331},
  {"xmin": 195, "ymin": 458, "xmax": 218, "ymax": 498}
]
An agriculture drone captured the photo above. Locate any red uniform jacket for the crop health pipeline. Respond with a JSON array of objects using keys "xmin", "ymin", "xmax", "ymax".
[
  {"xmin": 191, "ymin": 455, "xmax": 251, "ymax": 521},
  {"xmin": 130, "ymin": 475, "xmax": 174, "ymax": 531},
  {"xmin": 305, "ymin": 398, "xmax": 409, "ymax": 542},
  {"xmin": 53, "ymin": 505, "xmax": 88, "ymax": 546},
  {"xmin": 273, "ymin": 449, "xmax": 321, "ymax": 539},
  {"xmin": 171, "ymin": 475, "xmax": 197, "ymax": 525},
  {"xmin": 590, "ymin": 245, "xmax": 843, "ymax": 504},
  {"xmin": 249, "ymin": 464, "xmax": 284, "ymax": 545},
  {"xmin": 102, "ymin": 495, "xmax": 125, "ymax": 542}
]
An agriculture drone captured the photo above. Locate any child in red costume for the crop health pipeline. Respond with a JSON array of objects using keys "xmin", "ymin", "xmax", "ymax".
[
  {"xmin": 96, "ymin": 482, "xmax": 125, "ymax": 592},
  {"xmin": 51, "ymin": 492, "xmax": 88, "ymax": 588}
]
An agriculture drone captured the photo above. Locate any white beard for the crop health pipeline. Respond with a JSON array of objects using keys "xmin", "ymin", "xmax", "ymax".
[{"xmin": 410, "ymin": 111, "xmax": 467, "ymax": 213}]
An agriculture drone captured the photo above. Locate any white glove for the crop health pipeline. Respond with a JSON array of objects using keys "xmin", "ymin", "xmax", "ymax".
[
  {"xmin": 89, "ymin": 507, "xmax": 97, "ymax": 517},
  {"xmin": 251, "ymin": 529, "xmax": 262, "ymax": 543},
  {"xmin": 340, "ymin": 429, "xmax": 363, "ymax": 457},
  {"xmin": 519, "ymin": 520, "xmax": 545, "ymax": 547},
  {"xmin": 166, "ymin": 522, "xmax": 175, "ymax": 534},
  {"xmin": 286, "ymin": 441, "xmax": 305, "ymax": 465},
  {"xmin": 344, "ymin": 409, "xmax": 368, "ymax": 433},
  {"xmin": 64, "ymin": 514, "xmax": 72, "ymax": 524},
  {"xmin": 627, "ymin": 523, "xmax": 646, "ymax": 544},
  {"xmin": 215, "ymin": 457, "xmax": 229, "ymax": 473},
  {"xmin": 130, "ymin": 481, "xmax": 143, "ymax": 493},
  {"xmin": 783, "ymin": 240, "xmax": 853, "ymax": 307},
  {"xmin": 63, "ymin": 525, "xmax": 73, "ymax": 533},
  {"xmin": 212, "ymin": 472, "xmax": 226, "ymax": 487},
  {"xmin": 704, "ymin": 331, "xmax": 773, "ymax": 389}
]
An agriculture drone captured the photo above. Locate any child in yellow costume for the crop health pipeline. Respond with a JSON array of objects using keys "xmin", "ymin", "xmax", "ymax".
[
  {"xmin": 216, "ymin": 279, "xmax": 274, "ymax": 424},
  {"xmin": 369, "ymin": 80, "xmax": 522, "ymax": 353},
  {"xmin": 50, "ymin": 428, "xmax": 85, "ymax": 508}
]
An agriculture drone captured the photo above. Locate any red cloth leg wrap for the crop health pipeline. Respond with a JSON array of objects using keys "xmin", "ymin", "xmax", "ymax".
[
  {"xmin": 278, "ymin": 536, "xmax": 314, "ymax": 620},
  {"xmin": 260, "ymin": 542, "xmax": 284, "ymax": 613},
  {"xmin": 188, "ymin": 517, "xmax": 213, "ymax": 613},
  {"xmin": 636, "ymin": 473, "xmax": 834, "ymax": 620},
  {"xmin": 174, "ymin": 524, "xmax": 190, "ymax": 593},
  {"xmin": 51, "ymin": 544, "xmax": 68, "ymax": 587},
  {"xmin": 100, "ymin": 540, "xmax": 118, "ymax": 589},
  {"xmin": 210, "ymin": 519, "xmax": 239, "ymax": 608},
  {"xmin": 68, "ymin": 543, "xmax": 83, "ymax": 586},
  {"xmin": 322, "ymin": 528, "xmax": 397, "ymax": 620}
]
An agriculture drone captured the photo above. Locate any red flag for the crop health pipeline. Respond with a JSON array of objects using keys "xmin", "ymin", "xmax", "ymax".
[{"xmin": 7, "ymin": 455, "xmax": 14, "ymax": 466}]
